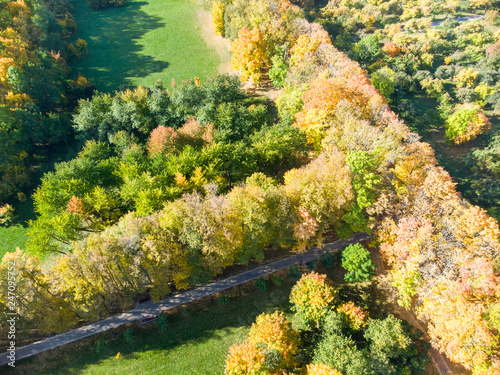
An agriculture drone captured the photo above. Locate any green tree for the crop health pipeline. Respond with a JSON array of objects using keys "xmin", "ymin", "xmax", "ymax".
[
  {"xmin": 371, "ymin": 67, "xmax": 396, "ymax": 101},
  {"xmin": 341, "ymin": 243, "xmax": 375, "ymax": 282}
]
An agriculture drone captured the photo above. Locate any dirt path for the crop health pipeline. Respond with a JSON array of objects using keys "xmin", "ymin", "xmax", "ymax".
[{"xmin": 196, "ymin": 10, "xmax": 233, "ymax": 75}]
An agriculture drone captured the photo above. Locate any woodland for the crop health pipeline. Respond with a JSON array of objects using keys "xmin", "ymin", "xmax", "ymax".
[{"xmin": 0, "ymin": 0, "xmax": 500, "ymax": 374}]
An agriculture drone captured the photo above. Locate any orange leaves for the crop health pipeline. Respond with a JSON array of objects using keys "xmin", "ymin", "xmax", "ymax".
[
  {"xmin": 148, "ymin": 125, "xmax": 178, "ymax": 156},
  {"xmin": 305, "ymin": 363, "xmax": 343, "ymax": 375},
  {"xmin": 226, "ymin": 311, "xmax": 300, "ymax": 373},
  {"xmin": 66, "ymin": 195, "xmax": 87, "ymax": 217},
  {"xmin": 293, "ymin": 76, "xmax": 387, "ymax": 146},
  {"xmin": 147, "ymin": 119, "xmax": 213, "ymax": 156},
  {"xmin": 382, "ymin": 42, "xmax": 400, "ymax": 57},
  {"xmin": 290, "ymin": 272, "xmax": 337, "ymax": 324},
  {"xmin": 231, "ymin": 28, "xmax": 269, "ymax": 83},
  {"xmin": 225, "ymin": 342, "xmax": 267, "ymax": 374}
]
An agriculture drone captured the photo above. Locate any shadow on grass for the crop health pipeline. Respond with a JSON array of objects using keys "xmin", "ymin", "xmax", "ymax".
[
  {"xmin": 7, "ymin": 280, "xmax": 296, "ymax": 374},
  {"xmin": 70, "ymin": 0, "xmax": 169, "ymax": 92}
]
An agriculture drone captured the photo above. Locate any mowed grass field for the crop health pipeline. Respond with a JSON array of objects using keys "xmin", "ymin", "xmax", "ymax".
[{"xmin": 70, "ymin": 0, "xmax": 227, "ymax": 92}]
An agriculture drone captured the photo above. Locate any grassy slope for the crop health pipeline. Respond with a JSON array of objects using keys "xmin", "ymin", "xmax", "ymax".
[{"xmin": 70, "ymin": 0, "xmax": 225, "ymax": 92}]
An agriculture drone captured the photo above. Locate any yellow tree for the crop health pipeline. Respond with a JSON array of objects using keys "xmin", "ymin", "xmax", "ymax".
[
  {"xmin": 231, "ymin": 28, "xmax": 269, "ymax": 83},
  {"xmin": 289, "ymin": 272, "xmax": 337, "ymax": 324}
]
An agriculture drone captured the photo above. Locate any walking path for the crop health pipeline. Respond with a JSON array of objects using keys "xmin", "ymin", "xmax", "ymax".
[{"xmin": 0, "ymin": 232, "xmax": 370, "ymax": 367}]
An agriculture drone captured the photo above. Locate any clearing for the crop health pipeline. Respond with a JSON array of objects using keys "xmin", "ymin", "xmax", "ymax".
[{"xmin": 70, "ymin": 0, "xmax": 231, "ymax": 91}]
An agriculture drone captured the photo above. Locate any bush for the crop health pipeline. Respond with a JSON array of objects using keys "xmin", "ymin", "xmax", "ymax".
[
  {"xmin": 307, "ymin": 259, "xmax": 318, "ymax": 271},
  {"xmin": 95, "ymin": 338, "xmax": 108, "ymax": 353},
  {"xmin": 155, "ymin": 314, "xmax": 169, "ymax": 332},
  {"xmin": 271, "ymin": 275, "xmax": 282, "ymax": 286},
  {"xmin": 218, "ymin": 294, "xmax": 229, "ymax": 305},
  {"xmin": 288, "ymin": 265, "xmax": 302, "ymax": 281},
  {"xmin": 123, "ymin": 327, "xmax": 135, "ymax": 345},
  {"xmin": 0, "ymin": 204, "xmax": 15, "ymax": 226},
  {"xmin": 320, "ymin": 253, "xmax": 336, "ymax": 269},
  {"xmin": 341, "ymin": 244, "xmax": 375, "ymax": 282},
  {"xmin": 255, "ymin": 278, "xmax": 268, "ymax": 292}
]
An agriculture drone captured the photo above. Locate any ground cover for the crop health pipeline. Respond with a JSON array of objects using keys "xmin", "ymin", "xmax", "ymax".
[
  {"xmin": 6, "ymin": 258, "xmax": 438, "ymax": 375},
  {"xmin": 70, "ymin": 0, "xmax": 228, "ymax": 92}
]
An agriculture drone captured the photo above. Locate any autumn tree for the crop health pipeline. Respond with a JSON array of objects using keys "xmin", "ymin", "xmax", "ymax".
[
  {"xmin": 445, "ymin": 104, "xmax": 491, "ymax": 145},
  {"xmin": 290, "ymin": 272, "xmax": 337, "ymax": 325},
  {"xmin": 231, "ymin": 27, "xmax": 269, "ymax": 83}
]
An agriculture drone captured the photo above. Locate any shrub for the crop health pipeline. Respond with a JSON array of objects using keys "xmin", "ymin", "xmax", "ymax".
[
  {"xmin": 123, "ymin": 327, "xmax": 135, "ymax": 345},
  {"xmin": 307, "ymin": 259, "xmax": 318, "ymax": 271},
  {"xmin": 95, "ymin": 338, "xmax": 108, "ymax": 353},
  {"xmin": 271, "ymin": 275, "xmax": 282, "ymax": 286},
  {"xmin": 320, "ymin": 253, "xmax": 336, "ymax": 269},
  {"xmin": 67, "ymin": 39, "xmax": 88, "ymax": 59},
  {"xmin": 255, "ymin": 278, "xmax": 268, "ymax": 291},
  {"xmin": 0, "ymin": 204, "xmax": 15, "ymax": 226},
  {"xmin": 155, "ymin": 314, "xmax": 169, "ymax": 332},
  {"xmin": 218, "ymin": 294, "xmax": 229, "ymax": 305},
  {"xmin": 341, "ymin": 244, "xmax": 375, "ymax": 282},
  {"xmin": 288, "ymin": 265, "xmax": 302, "ymax": 280}
]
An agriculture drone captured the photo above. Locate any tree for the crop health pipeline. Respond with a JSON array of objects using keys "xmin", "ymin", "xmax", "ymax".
[
  {"xmin": 231, "ymin": 28, "xmax": 269, "ymax": 83},
  {"xmin": 211, "ymin": 2, "xmax": 225, "ymax": 36},
  {"xmin": 371, "ymin": 67, "xmax": 396, "ymax": 101},
  {"xmin": 306, "ymin": 364, "xmax": 343, "ymax": 375},
  {"xmin": 290, "ymin": 272, "xmax": 337, "ymax": 325},
  {"xmin": 445, "ymin": 104, "xmax": 491, "ymax": 145},
  {"xmin": 341, "ymin": 244, "xmax": 375, "ymax": 282},
  {"xmin": 248, "ymin": 311, "xmax": 301, "ymax": 369}
]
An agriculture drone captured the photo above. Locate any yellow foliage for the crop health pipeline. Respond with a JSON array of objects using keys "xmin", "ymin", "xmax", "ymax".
[
  {"xmin": 248, "ymin": 311, "xmax": 301, "ymax": 369},
  {"xmin": 211, "ymin": 2, "xmax": 225, "ymax": 36},
  {"xmin": 306, "ymin": 363, "xmax": 343, "ymax": 375},
  {"xmin": 231, "ymin": 28, "xmax": 269, "ymax": 83}
]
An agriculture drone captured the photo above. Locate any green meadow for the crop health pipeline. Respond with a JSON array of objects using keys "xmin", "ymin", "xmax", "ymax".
[{"xmin": 70, "ymin": 0, "xmax": 227, "ymax": 92}]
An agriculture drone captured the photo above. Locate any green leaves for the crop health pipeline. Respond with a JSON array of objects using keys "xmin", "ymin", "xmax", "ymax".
[{"xmin": 341, "ymin": 244, "xmax": 375, "ymax": 283}]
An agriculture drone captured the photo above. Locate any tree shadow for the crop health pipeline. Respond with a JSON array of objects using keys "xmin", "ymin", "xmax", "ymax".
[{"xmin": 70, "ymin": 0, "xmax": 169, "ymax": 92}]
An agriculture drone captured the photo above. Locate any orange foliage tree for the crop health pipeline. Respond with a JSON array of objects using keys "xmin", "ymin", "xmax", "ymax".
[{"xmin": 231, "ymin": 28, "xmax": 269, "ymax": 83}]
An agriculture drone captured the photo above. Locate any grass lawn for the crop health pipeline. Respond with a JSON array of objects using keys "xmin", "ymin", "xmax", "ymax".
[
  {"xmin": 9, "ymin": 271, "xmax": 298, "ymax": 374},
  {"xmin": 7, "ymin": 258, "xmax": 420, "ymax": 375},
  {"xmin": 70, "ymin": 0, "xmax": 227, "ymax": 92},
  {"xmin": 0, "ymin": 144, "xmax": 80, "ymax": 259},
  {"xmin": 0, "ymin": 199, "xmax": 35, "ymax": 259}
]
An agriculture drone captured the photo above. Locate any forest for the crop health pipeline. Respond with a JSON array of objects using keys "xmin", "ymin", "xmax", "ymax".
[{"xmin": 0, "ymin": 0, "xmax": 500, "ymax": 374}]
